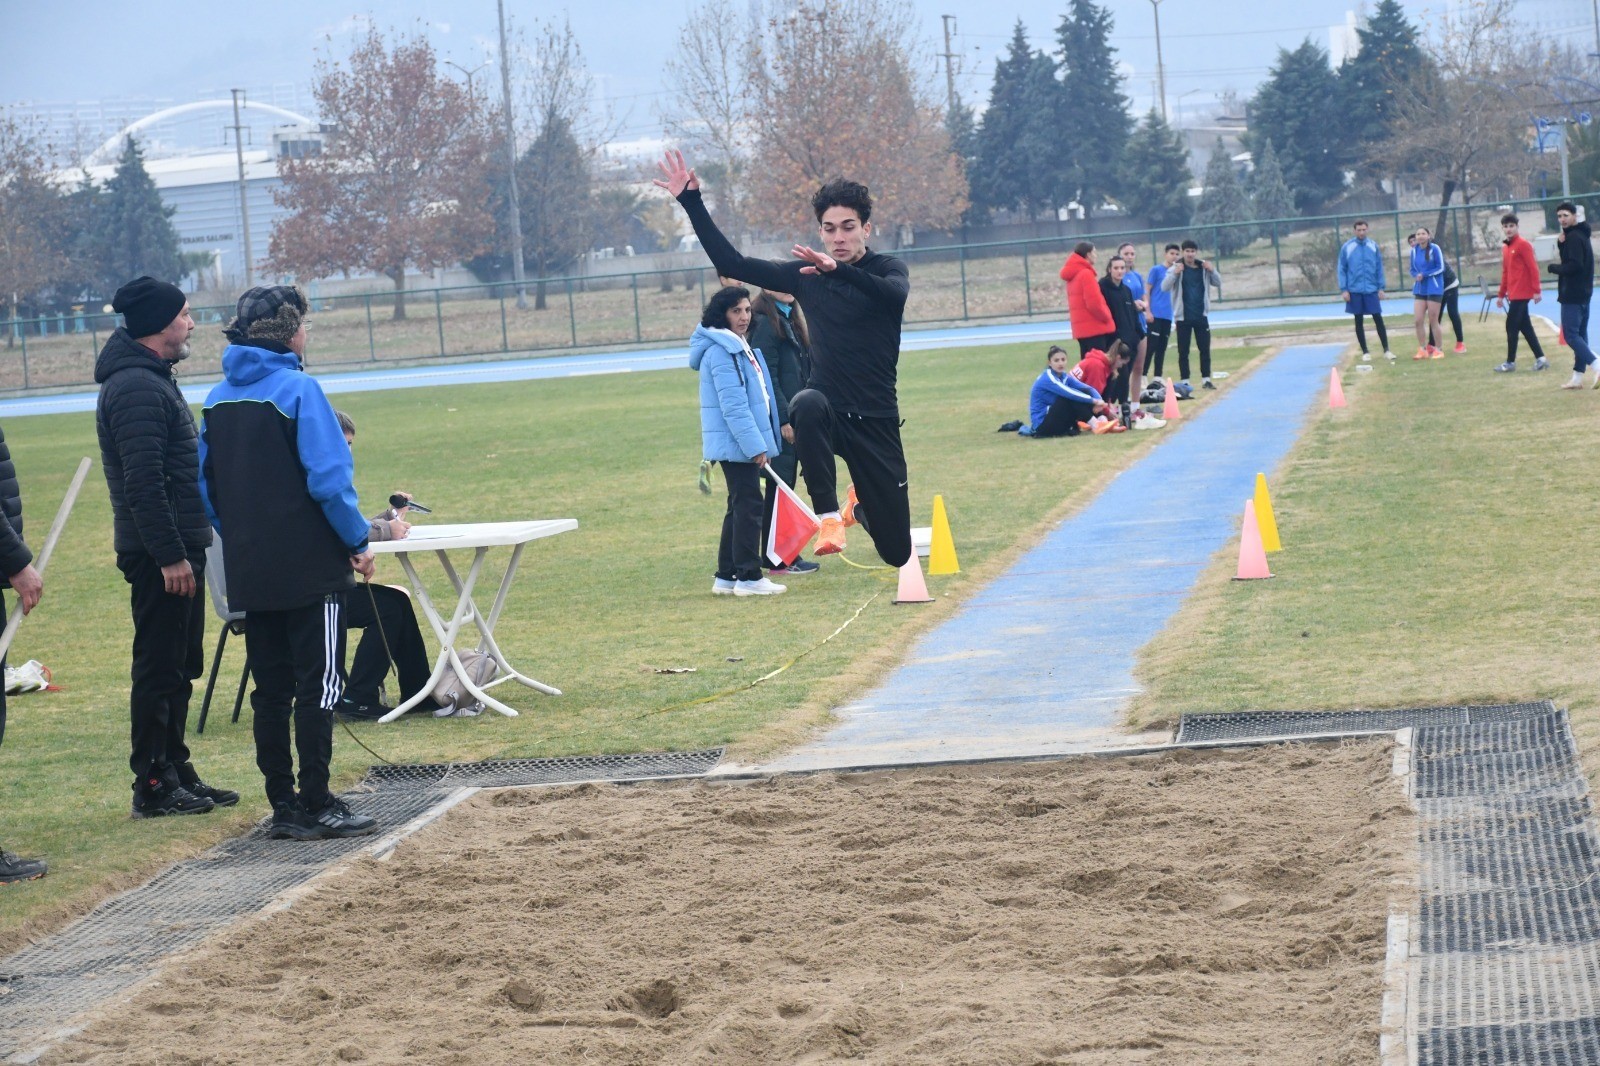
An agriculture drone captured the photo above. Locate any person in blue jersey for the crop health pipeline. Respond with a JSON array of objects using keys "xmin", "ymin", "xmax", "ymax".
[
  {"xmin": 1116, "ymin": 242, "xmax": 1153, "ymax": 414},
  {"xmin": 198, "ymin": 286, "xmax": 378, "ymax": 842},
  {"xmin": 1338, "ymin": 220, "xmax": 1392, "ymax": 362},
  {"xmin": 1409, "ymin": 227, "xmax": 1447, "ymax": 360},
  {"xmin": 1144, "ymin": 244, "xmax": 1179, "ymax": 380},
  {"xmin": 1023, "ymin": 345, "xmax": 1110, "ymax": 437}
]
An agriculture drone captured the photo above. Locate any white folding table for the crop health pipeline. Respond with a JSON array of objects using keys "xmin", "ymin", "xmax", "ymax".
[{"xmin": 367, "ymin": 519, "xmax": 578, "ymax": 723}]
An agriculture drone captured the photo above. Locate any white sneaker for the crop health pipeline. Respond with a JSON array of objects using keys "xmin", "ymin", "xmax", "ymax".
[
  {"xmin": 1384, "ymin": 350, "xmax": 1396, "ymax": 361},
  {"xmin": 1132, "ymin": 413, "xmax": 1166, "ymax": 429},
  {"xmin": 1361, "ymin": 351, "xmax": 1372, "ymax": 362},
  {"xmin": 734, "ymin": 577, "xmax": 786, "ymax": 596},
  {"xmin": 713, "ymin": 577, "xmax": 736, "ymax": 595},
  {"xmin": 1563, "ymin": 372, "xmax": 1586, "ymax": 390}
]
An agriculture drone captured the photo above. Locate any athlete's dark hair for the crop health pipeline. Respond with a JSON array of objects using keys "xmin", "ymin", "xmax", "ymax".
[
  {"xmin": 1116, "ymin": 241, "xmax": 1137, "ymax": 255},
  {"xmin": 750, "ymin": 289, "xmax": 810, "ymax": 351},
  {"xmin": 701, "ymin": 285, "xmax": 751, "ymax": 329},
  {"xmin": 1558, "ymin": 201, "xmax": 1578, "ymax": 215},
  {"xmin": 1501, "ymin": 213, "xmax": 1518, "ymax": 226},
  {"xmin": 1180, "ymin": 238, "xmax": 1199, "ymax": 251},
  {"xmin": 1073, "ymin": 240, "xmax": 1095, "ymax": 257},
  {"xmin": 1353, "ymin": 218, "xmax": 1369, "ymax": 228},
  {"xmin": 1103, "ymin": 255, "xmax": 1127, "ymax": 280},
  {"xmin": 812, "ymin": 178, "xmax": 872, "ymax": 224},
  {"xmin": 1046, "ymin": 344, "xmax": 1069, "ymax": 363},
  {"xmin": 1164, "ymin": 242, "xmax": 1181, "ymax": 253},
  {"xmin": 1106, "ymin": 339, "xmax": 1132, "ymax": 365}
]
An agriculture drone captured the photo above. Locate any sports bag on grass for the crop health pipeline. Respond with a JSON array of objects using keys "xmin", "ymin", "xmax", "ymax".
[{"xmin": 431, "ymin": 649, "xmax": 499, "ymax": 718}]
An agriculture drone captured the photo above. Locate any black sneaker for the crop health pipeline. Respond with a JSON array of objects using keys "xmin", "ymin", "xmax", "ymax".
[
  {"xmin": 268, "ymin": 804, "xmax": 304, "ymax": 839},
  {"xmin": 0, "ymin": 848, "xmax": 47, "ymax": 884},
  {"xmin": 769, "ymin": 558, "xmax": 820, "ymax": 576},
  {"xmin": 336, "ymin": 697, "xmax": 393, "ymax": 721},
  {"xmin": 305, "ymin": 796, "xmax": 377, "ymax": 838},
  {"xmin": 131, "ymin": 778, "xmax": 215, "ymax": 819},
  {"xmin": 182, "ymin": 778, "xmax": 240, "ymax": 808}
]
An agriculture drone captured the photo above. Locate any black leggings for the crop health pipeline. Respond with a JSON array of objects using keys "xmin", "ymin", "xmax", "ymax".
[
  {"xmin": 1505, "ymin": 299, "xmax": 1545, "ymax": 362},
  {"xmin": 1177, "ymin": 316, "xmax": 1212, "ymax": 380},
  {"xmin": 790, "ymin": 389, "xmax": 913, "ymax": 567},
  {"xmin": 1428, "ymin": 290, "xmax": 1463, "ymax": 347},
  {"xmin": 1146, "ymin": 320, "xmax": 1171, "ymax": 379},
  {"xmin": 1354, "ymin": 313, "xmax": 1389, "ymax": 354},
  {"xmin": 1035, "ymin": 396, "xmax": 1095, "ymax": 438}
]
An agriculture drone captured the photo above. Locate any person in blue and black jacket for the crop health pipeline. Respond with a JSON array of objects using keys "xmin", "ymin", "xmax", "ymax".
[{"xmin": 198, "ymin": 285, "xmax": 377, "ymax": 842}]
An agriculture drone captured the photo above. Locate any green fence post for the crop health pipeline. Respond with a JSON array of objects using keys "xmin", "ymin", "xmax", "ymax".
[
  {"xmin": 20, "ymin": 322, "xmax": 29, "ymax": 390},
  {"xmin": 1023, "ymin": 248, "xmax": 1033, "ymax": 316},
  {"xmin": 1393, "ymin": 210, "xmax": 1405, "ymax": 287},
  {"xmin": 365, "ymin": 294, "xmax": 376, "ymax": 361},
  {"xmin": 434, "ymin": 288, "xmax": 445, "ymax": 357},
  {"xmin": 1451, "ymin": 205, "xmax": 1463, "ymax": 274},
  {"xmin": 959, "ymin": 245, "xmax": 969, "ymax": 320},
  {"xmin": 566, "ymin": 277, "xmax": 576, "ymax": 346},
  {"xmin": 499, "ymin": 285, "xmax": 509, "ymax": 352},
  {"xmin": 1273, "ymin": 222, "xmax": 1285, "ymax": 298},
  {"xmin": 631, "ymin": 272, "xmax": 642, "ymax": 342}
]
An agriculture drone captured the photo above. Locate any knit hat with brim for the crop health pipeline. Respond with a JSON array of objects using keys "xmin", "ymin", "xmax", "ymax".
[
  {"xmin": 112, "ymin": 276, "xmax": 186, "ymax": 338},
  {"xmin": 223, "ymin": 285, "xmax": 308, "ymax": 344}
]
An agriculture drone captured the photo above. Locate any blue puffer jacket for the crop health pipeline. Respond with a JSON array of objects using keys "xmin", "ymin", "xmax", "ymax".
[
  {"xmin": 689, "ymin": 325, "xmax": 781, "ymax": 463},
  {"xmin": 1338, "ymin": 236, "xmax": 1386, "ymax": 293}
]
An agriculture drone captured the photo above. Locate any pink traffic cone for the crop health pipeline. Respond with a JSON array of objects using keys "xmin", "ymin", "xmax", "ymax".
[
  {"xmin": 1329, "ymin": 369, "xmax": 1347, "ymax": 409},
  {"xmin": 1234, "ymin": 499, "xmax": 1274, "ymax": 580}
]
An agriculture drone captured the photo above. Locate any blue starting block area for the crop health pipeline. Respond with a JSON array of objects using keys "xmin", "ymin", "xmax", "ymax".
[{"xmin": 763, "ymin": 344, "xmax": 1347, "ymax": 772}]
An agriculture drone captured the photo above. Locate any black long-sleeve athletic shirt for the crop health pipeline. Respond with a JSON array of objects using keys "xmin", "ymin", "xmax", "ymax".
[{"xmin": 677, "ymin": 188, "xmax": 910, "ymax": 418}]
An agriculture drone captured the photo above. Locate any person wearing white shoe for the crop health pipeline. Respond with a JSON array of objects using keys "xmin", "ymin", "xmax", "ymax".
[
  {"xmin": 690, "ymin": 286, "xmax": 784, "ymax": 598},
  {"xmin": 1547, "ymin": 202, "xmax": 1596, "ymax": 390},
  {"xmin": 1338, "ymin": 220, "xmax": 1390, "ymax": 363}
]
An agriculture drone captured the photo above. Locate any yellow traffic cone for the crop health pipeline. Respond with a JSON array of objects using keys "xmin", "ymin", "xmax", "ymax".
[
  {"xmin": 1253, "ymin": 473, "xmax": 1282, "ymax": 553},
  {"xmin": 928, "ymin": 495, "xmax": 960, "ymax": 575}
]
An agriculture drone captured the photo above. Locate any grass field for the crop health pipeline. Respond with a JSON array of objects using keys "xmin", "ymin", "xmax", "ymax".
[
  {"xmin": 1131, "ymin": 313, "xmax": 1600, "ymax": 770},
  {"xmin": 0, "ymin": 333, "xmax": 1262, "ymax": 953}
]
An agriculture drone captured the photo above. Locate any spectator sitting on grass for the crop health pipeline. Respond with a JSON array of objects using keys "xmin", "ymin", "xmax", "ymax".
[{"xmin": 1021, "ymin": 345, "xmax": 1112, "ymax": 438}]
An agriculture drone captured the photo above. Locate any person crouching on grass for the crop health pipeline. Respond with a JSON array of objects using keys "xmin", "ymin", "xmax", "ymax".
[
  {"xmin": 691, "ymin": 286, "xmax": 786, "ymax": 597},
  {"xmin": 1023, "ymin": 345, "xmax": 1113, "ymax": 438}
]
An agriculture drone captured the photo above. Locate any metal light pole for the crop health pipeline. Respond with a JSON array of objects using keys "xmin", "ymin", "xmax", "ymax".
[
  {"xmin": 497, "ymin": 0, "xmax": 528, "ymax": 310},
  {"xmin": 228, "ymin": 89, "xmax": 255, "ymax": 287},
  {"xmin": 445, "ymin": 59, "xmax": 490, "ymax": 100},
  {"xmin": 1149, "ymin": 0, "xmax": 1168, "ymax": 122},
  {"xmin": 940, "ymin": 15, "xmax": 959, "ymax": 115}
]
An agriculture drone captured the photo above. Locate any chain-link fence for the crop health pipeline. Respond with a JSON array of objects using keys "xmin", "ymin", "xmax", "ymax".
[{"xmin": 2, "ymin": 194, "xmax": 1584, "ymax": 393}]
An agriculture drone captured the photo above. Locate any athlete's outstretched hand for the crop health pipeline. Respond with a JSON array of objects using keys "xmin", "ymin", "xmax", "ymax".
[
  {"xmin": 652, "ymin": 149, "xmax": 699, "ymax": 197},
  {"xmin": 792, "ymin": 244, "xmax": 837, "ymax": 275}
]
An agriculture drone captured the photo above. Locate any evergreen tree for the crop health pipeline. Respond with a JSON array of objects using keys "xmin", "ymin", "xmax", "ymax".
[
  {"xmin": 471, "ymin": 117, "xmax": 592, "ymax": 310},
  {"xmin": 1056, "ymin": 0, "xmax": 1132, "ymax": 215},
  {"xmin": 1192, "ymin": 138, "xmax": 1253, "ymax": 256},
  {"xmin": 945, "ymin": 98, "xmax": 983, "ymax": 224},
  {"xmin": 1250, "ymin": 139, "xmax": 1297, "ymax": 226},
  {"xmin": 1116, "ymin": 109, "xmax": 1193, "ymax": 227},
  {"xmin": 1336, "ymin": 0, "xmax": 1424, "ymax": 173},
  {"xmin": 1246, "ymin": 39, "xmax": 1345, "ymax": 210},
  {"xmin": 88, "ymin": 136, "xmax": 183, "ymax": 299},
  {"xmin": 973, "ymin": 23, "xmax": 1060, "ymax": 219}
]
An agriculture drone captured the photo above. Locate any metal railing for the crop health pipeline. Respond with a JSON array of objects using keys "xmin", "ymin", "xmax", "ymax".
[{"xmin": 1, "ymin": 194, "xmax": 1585, "ymax": 394}]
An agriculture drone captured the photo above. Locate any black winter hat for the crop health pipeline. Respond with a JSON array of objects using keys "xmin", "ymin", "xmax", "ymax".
[{"xmin": 112, "ymin": 276, "xmax": 187, "ymax": 338}]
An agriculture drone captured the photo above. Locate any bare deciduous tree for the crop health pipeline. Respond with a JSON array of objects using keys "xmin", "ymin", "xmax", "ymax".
[
  {"xmin": 660, "ymin": 0, "xmax": 756, "ymax": 236},
  {"xmin": 268, "ymin": 27, "xmax": 496, "ymax": 319},
  {"xmin": 0, "ymin": 113, "xmax": 78, "ymax": 334}
]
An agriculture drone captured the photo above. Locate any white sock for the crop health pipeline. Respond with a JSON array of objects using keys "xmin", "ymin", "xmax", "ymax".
[
  {"xmin": 1130, "ymin": 402, "xmax": 1141, "ymax": 412},
  {"xmin": 820, "ymin": 511, "xmax": 841, "ymax": 521}
]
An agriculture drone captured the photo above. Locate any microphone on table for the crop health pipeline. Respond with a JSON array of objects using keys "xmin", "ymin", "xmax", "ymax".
[{"xmin": 390, "ymin": 493, "xmax": 433, "ymax": 515}]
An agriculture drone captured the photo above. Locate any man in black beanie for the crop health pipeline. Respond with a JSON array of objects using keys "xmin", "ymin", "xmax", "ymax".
[{"xmin": 96, "ymin": 275, "xmax": 237, "ymax": 819}]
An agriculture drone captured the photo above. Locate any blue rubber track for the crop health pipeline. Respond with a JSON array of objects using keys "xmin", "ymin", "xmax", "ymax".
[
  {"xmin": 764, "ymin": 343, "xmax": 1347, "ymax": 771},
  {"xmin": 0, "ymin": 297, "xmax": 1396, "ymax": 420}
]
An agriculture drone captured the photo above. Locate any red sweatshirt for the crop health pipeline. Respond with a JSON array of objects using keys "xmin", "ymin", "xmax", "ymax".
[
  {"xmin": 1498, "ymin": 235, "xmax": 1541, "ymax": 300},
  {"xmin": 1070, "ymin": 348, "xmax": 1114, "ymax": 395},
  {"xmin": 1060, "ymin": 253, "xmax": 1115, "ymax": 339}
]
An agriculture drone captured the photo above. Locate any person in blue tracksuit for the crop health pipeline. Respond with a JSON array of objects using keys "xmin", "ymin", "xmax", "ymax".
[
  {"xmin": 1024, "ymin": 345, "xmax": 1107, "ymax": 437},
  {"xmin": 1409, "ymin": 227, "xmax": 1446, "ymax": 359},
  {"xmin": 1338, "ymin": 220, "xmax": 1390, "ymax": 361},
  {"xmin": 689, "ymin": 286, "xmax": 785, "ymax": 597},
  {"xmin": 1144, "ymin": 244, "xmax": 1179, "ymax": 380}
]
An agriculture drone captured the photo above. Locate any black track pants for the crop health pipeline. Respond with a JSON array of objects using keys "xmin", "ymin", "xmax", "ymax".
[
  {"xmin": 245, "ymin": 595, "xmax": 346, "ymax": 811},
  {"xmin": 1505, "ymin": 299, "xmax": 1545, "ymax": 361},
  {"xmin": 789, "ymin": 389, "xmax": 913, "ymax": 567},
  {"xmin": 1177, "ymin": 316, "xmax": 1212, "ymax": 380},
  {"xmin": 119, "ymin": 551, "xmax": 206, "ymax": 784}
]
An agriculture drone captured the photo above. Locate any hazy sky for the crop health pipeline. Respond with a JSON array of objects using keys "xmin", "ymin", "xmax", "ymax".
[{"xmin": 2, "ymin": 0, "xmax": 1536, "ymax": 141}]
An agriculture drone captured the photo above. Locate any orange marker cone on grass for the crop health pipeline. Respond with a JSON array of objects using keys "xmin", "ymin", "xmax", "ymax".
[
  {"xmin": 1234, "ymin": 500, "xmax": 1274, "ymax": 580},
  {"xmin": 1329, "ymin": 369, "xmax": 1347, "ymax": 408},
  {"xmin": 894, "ymin": 553, "xmax": 934, "ymax": 603},
  {"xmin": 1162, "ymin": 378, "xmax": 1181, "ymax": 421}
]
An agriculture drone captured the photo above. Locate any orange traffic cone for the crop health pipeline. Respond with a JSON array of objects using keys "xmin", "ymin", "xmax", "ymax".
[
  {"xmin": 894, "ymin": 553, "xmax": 934, "ymax": 604},
  {"xmin": 1329, "ymin": 368, "xmax": 1347, "ymax": 408},
  {"xmin": 1162, "ymin": 378, "xmax": 1181, "ymax": 421},
  {"xmin": 1234, "ymin": 500, "xmax": 1274, "ymax": 580}
]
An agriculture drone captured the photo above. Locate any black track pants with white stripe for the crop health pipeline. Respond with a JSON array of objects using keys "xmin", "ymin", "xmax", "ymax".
[{"xmin": 245, "ymin": 593, "xmax": 347, "ymax": 811}]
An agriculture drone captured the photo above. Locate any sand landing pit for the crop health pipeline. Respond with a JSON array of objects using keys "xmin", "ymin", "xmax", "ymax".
[{"xmin": 52, "ymin": 740, "xmax": 1411, "ymax": 1065}]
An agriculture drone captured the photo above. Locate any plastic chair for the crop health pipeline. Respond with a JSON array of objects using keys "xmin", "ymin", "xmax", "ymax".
[{"xmin": 196, "ymin": 538, "xmax": 249, "ymax": 734}]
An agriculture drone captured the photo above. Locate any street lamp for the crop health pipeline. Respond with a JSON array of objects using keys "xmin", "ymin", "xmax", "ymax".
[
  {"xmin": 445, "ymin": 59, "xmax": 491, "ymax": 101},
  {"xmin": 1149, "ymin": 0, "xmax": 1168, "ymax": 123}
]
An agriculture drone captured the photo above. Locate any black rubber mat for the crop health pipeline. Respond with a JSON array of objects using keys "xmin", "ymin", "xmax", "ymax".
[
  {"xmin": 0, "ymin": 747, "xmax": 723, "ymax": 1061},
  {"xmin": 1174, "ymin": 700, "xmax": 1555, "ymax": 743}
]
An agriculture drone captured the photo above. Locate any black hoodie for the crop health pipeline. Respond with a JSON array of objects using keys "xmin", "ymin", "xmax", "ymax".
[
  {"xmin": 1548, "ymin": 220, "xmax": 1595, "ymax": 305},
  {"xmin": 94, "ymin": 327, "xmax": 212, "ymax": 565}
]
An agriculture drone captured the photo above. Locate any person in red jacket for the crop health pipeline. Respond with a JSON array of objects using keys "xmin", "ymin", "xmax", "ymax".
[
  {"xmin": 1069, "ymin": 341, "xmax": 1132, "ymax": 432},
  {"xmin": 1494, "ymin": 213, "xmax": 1547, "ymax": 372},
  {"xmin": 1060, "ymin": 242, "xmax": 1116, "ymax": 356}
]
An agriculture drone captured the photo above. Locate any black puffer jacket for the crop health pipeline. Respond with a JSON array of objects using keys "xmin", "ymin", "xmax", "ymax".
[
  {"xmin": 94, "ymin": 328, "xmax": 212, "ymax": 565},
  {"xmin": 1548, "ymin": 220, "xmax": 1596, "ymax": 305},
  {"xmin": 0, "ymin": 426, "xmax": 34, "ymax": 586}
]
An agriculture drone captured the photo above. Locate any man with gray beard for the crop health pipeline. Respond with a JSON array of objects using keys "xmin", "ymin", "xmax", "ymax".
[{"xmin": 96, "ymin": 276, "xmax": 236, "ymax": 819}]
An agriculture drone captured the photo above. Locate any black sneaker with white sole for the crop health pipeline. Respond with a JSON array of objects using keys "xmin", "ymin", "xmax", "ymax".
[
  {"xmin": 131, "ymin": 778, "xmax": 215, "ymax": 819},
  {"xmin": 0, "ymin": 848, "xmax": 47, "ymax": 884}
]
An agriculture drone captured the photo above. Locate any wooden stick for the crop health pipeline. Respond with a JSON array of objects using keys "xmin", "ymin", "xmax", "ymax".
[{"xmin": 0, "ymin": 457, "xmax": 93, "ymax": 665}]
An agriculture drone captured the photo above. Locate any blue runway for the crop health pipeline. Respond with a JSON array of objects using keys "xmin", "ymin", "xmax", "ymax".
[
  {"xmin": 761, "ymin": 343, "xmax": 1347, "ymax": 771},
  {"xmin": 0, "ymin": 297, "xmax": 1386, "ymax": 420}
]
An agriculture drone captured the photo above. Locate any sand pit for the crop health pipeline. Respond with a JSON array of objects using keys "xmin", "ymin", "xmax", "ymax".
[{"xmin": 52, "ymin": 740, "xmax": 1412, "ymax": 1065}]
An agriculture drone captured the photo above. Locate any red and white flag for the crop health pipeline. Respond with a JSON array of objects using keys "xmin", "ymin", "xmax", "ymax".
[{"xmin": 764, "ymin": 464, "xmax": 820, "ymax": 566}]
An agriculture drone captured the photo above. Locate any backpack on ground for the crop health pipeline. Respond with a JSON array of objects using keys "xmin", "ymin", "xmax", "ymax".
[{"xmin": 431, "ymin": 649, "xmax": 499, "ymax": 718}]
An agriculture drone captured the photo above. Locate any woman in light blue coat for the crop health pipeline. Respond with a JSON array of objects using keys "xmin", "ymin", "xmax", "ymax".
[{"xmin": 689, "ymin": 285, "xmax": 786, "ymax": 596}]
